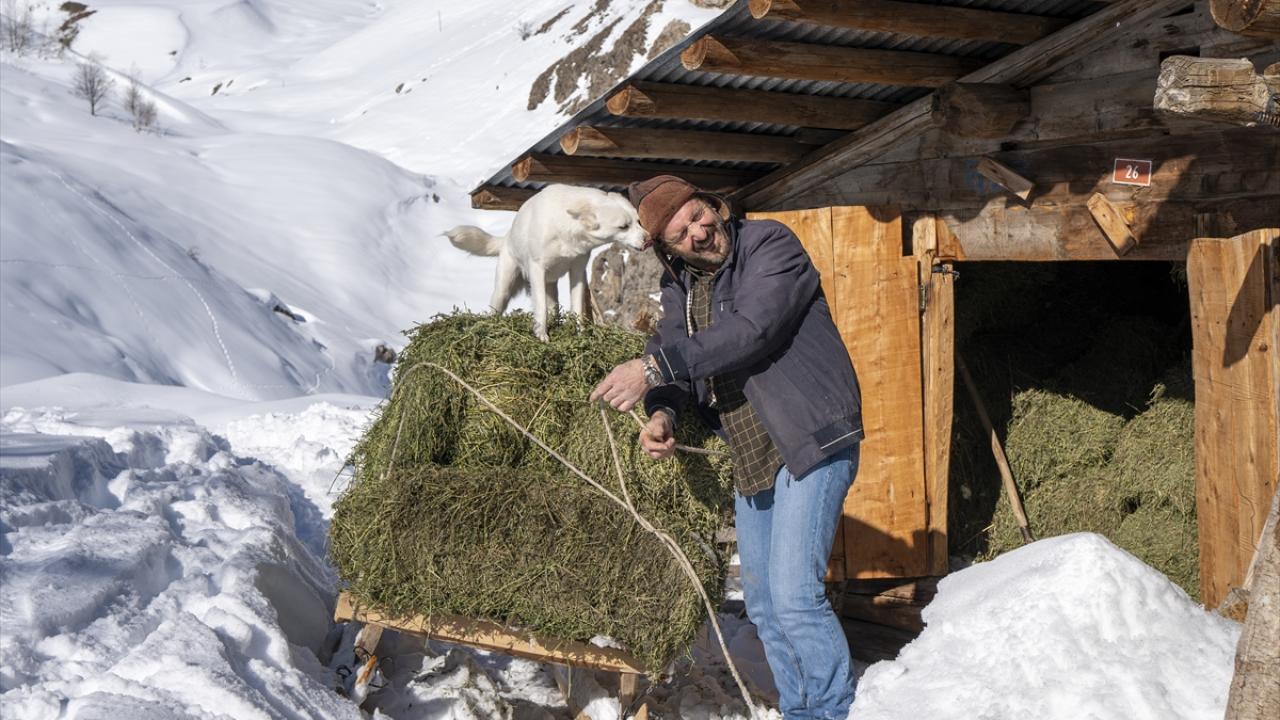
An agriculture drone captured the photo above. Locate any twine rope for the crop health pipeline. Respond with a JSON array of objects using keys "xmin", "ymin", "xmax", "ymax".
[{"xmin": 386, "ymin": 362, "xmax": 761, "ymax": 719}]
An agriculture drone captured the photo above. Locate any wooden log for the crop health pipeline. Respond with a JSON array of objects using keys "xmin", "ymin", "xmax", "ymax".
[
  {"xmin": 1155, "ymin": 56, "xmax": 1280, "ymax": 127},
  {"xmin": 680, "ymin": 35, "xmax": 983, "ymax": 88},
  {"xmin": 333, "ymin": 592, "xmax": 647, "ymax": 674},
  {"xmin": 1087, "ymin": 192, "xmax": 1139, "ymax": 256},
  {"xmin": 1225, "ymin": 491, "xmax": 1280, "ymax": 720},
  {"xmin": 471, "ymin": 185, "xmax": 536, "ymax": 211},
  {"xmin": 1187, "ymin": 229, "xmax": 1280, "ymax": 608},
  {"xmin": 736, "ymin": 0, "xmax": 1195, "ymax": 209},
  {"xmin": 974, "ymin": 157, "xmax": 1034, "ymax": 201},
  {"xmin": 512, "ymin": 154, "xmax": 762, "ymax": 192},
  {"xmin": 560, "ymin": 125, "xmax": 809, "ymax": 164},
  {"xmin": 749, "ymin": 0, "xmax": 1070, "ymax": 45},
  {"xmin": 931, "ymin": 83, "xmax": 1031, "ymax": 139},
  {"xmin": 606, "ymin": 81, "xmax": 898, "ymax": 130},
  {"xmin": 1212, "ymin": 0, "xmax": 1280, "ymax": 38}
]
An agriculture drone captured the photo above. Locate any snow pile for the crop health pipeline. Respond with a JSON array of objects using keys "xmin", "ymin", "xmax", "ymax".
[
  {"xmin": 0, "ymin": 409, "xmax": 357, "ymax": 719},
  {"xmin": 851, "ymin": 533, "xmax": 1240, "ymax": 720}
]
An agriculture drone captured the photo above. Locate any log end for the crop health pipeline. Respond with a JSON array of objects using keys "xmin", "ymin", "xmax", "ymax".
[
  {"xmin": 681, "ymin": 37, "xmax": 709, "ymax": 71},
  {"xmin": 512, "ymin": 155, "xmax": 534, "ymax": 183}
]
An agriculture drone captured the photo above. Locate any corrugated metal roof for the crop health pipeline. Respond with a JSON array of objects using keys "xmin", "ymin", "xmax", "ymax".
[{"xmin": 479, "ymin": 0, "xmax": 1105, "ymax": 194}]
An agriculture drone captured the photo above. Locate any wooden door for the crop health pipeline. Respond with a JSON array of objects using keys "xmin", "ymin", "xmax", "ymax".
[{"xmin": 749, "ymin": 208, "xmax": 952, "ymax": 579}]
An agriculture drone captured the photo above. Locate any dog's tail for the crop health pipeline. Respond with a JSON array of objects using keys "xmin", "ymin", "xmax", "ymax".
[{"xmin": 443, "ymin": 225, "xmax": 504, "ymax": 257}]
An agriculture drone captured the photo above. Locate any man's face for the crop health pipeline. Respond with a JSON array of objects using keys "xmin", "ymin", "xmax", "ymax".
[{"xmin": 659, "ymin": 198, "xmax": 730, "ymax": 271}]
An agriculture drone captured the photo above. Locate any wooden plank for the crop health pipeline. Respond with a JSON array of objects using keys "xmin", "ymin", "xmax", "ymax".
[
  {"xmin": 471, "ymin": 185, "xmax": 536, "ymax": 211},
  {"xmin": 915, "ymin": 216, "xmax": 954, "ymax": 576},
  {"xmin": 832, "ymin": 206, "xmax": 929, "ymax": 578},
  {"xmin": 681, "ymin": 35, "xmax": 982, "ymax": 89},
  {"xmin": 1212, "ymin": 0, "xmax": 1280, "ymax": 38},
  {"xmin": 1187, "ymin": 228, "xmax": 1280, "ymax": 608},
  {"xmin": 1087, "ymin": 192, "xmax": 1138, "ymax": 256},
  {"xmin": 749, "ymin": 0, "xmax": 1070, "ymax": 45},
  {"xmin": 735, "ymin": 0, "xmax": 1194, "ymax": 209},
  {"xmin": 606, "ymin": 81, "xmax": 898, "ymax": 130},
  {"xmin": 512, "ymin": 154, "xmax": 762, "ymax": 193},
  {"xmin": 561, "ymin": 125, "xmax": 809, "ymax": 164},
  {"xmin": 334, "ymin": 592, "xmax": 647, "ymax": 674},
  {"xmin": 975, "ymin": 157, "xmax": 1033, "ymax": 201},
  {"xmin": 839, "ymin": 617, "xmax": 916, "ymax": 663},
  {"xmin": 748, "ymin": 207, "xmax": 847, "ymax": 581},
  {"xmin": 839, "ymin": 593, "xmax": 926, "ymax": 633}
]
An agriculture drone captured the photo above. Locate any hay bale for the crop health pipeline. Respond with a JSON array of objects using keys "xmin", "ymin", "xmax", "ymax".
[
  {"xmin": 331, "ymin": 312, "xmax": 733, "ymax": 671},
  {"xmin": 1004, "ymin": 389, "xmax": 1125, "ymax": 490}
]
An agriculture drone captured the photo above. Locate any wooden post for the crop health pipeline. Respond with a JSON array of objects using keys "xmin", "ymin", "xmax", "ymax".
[
  {"xmin": 1211, "ymin": 0, "xmax": 1280, "ymax": 38},
  {"xmin": 915, "ymin": 215, "xmax": 955, "ymax": 575},
  {"xmin": 681, "ymin": 35, "xmax": 983, "ymax": 88},
  {"xmin": 1225, "ymin": 491, "xmax": 1280, "ymax": 720},
  {"xmin": 1155, "ymin": 56, "xmax": 1280, "ymax": 127},
  {"xmin": 1187, "ymin": 229, "xmax": 1280, "ymax": 608}
]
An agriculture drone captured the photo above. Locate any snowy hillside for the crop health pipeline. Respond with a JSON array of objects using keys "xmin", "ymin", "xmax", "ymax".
[{"xmin": 0, "ymin": 1, "xmax": 1246, "ymax": 719}]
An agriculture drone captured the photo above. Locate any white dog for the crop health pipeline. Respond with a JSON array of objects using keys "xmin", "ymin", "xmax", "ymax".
[{"xmin": 445, "ymin": 184, "xmax": 649, "ymax": 340}]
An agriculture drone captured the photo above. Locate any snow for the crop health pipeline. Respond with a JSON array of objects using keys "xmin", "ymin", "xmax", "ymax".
[{"xmin": 0, "ymin": 0, "xmax": 1245, "ymax": 718}]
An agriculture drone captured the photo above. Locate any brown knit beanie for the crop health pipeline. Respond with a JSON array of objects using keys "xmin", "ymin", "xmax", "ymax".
[{"xmin": 627, "ymin": 175, "xmax": 729, "ymax": 241}]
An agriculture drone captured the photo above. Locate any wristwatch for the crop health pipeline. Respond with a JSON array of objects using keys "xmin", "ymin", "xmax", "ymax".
[{"xmin": 642, "ymin": 355, "xmax": 664, "ymax": 388}]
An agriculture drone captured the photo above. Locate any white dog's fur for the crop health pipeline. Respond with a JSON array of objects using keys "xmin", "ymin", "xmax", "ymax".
[{"xmin": 445, "ymin": 184, "xmax": 648, "ymax": 340}]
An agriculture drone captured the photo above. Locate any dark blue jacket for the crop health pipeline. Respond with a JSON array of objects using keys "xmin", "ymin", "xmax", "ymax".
[{"xmin": 644, "ymin": 217, "xmax": 864, "ymax": 478}]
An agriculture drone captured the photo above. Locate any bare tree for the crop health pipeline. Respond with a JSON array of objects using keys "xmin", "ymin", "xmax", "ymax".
[
  {"xmin": 72, "ymin": 58, "xmax": 113, "ymax": 116},
  {"xmin": 2, "ymin": 0, "xmax": 34, "ymax": 53},
  {"xmin": 123, "ymin": 71, "xmax": 157, "ymax": 132}
]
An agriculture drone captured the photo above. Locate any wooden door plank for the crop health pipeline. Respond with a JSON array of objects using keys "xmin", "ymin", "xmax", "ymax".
[
  {"xmin": 1187, "ymin": 228, "xmax": 1280, "ymax": 607},
  {"xmin": 832, "ymin": 206, "xmax": 929, "ymax": 578},
  {"xmin": 915, "ymin": 216, "xmax": 955, "ymax": 576}
]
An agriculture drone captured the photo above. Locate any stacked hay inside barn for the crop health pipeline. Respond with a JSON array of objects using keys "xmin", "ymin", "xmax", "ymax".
[
  {"xmin": 950, "ymin": 263, "xmax": 1200, "ymax": 599},
  {"xmin": 329, "ymin": 312, "xmax": 734, "ymax": 671}
]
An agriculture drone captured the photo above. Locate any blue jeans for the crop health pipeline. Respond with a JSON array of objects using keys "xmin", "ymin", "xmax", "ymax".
[{"xmin": 735, "ymin": 445, "xmax": 858, "ymax": 720}]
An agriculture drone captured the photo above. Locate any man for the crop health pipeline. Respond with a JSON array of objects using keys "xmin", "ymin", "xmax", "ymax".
[{"xmin": 589, "ymin": 175, "xmax": 864, "ymax": 720}]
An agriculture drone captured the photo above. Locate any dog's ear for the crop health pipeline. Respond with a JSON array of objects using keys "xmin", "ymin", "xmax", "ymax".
[{"xmin": 567, "ymin": 202, "xmax": 599, "ymax": 231}]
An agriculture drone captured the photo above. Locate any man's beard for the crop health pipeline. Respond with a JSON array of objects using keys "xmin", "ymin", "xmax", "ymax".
[{"xmin": 668, "ymin": 216, "xmax": 730, "ymax": 271}]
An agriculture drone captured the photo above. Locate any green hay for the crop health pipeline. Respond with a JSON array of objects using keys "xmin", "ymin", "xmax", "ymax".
[
  {"xmin": 1004, "ymin": 389, "xmax": 1125, "ymax": 490},
  {"xmin": 331, "ymin": 311, "xmax": 734, "ymax": 671}
]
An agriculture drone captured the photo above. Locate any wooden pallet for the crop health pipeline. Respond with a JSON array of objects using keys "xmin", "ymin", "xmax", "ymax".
[{"xmin": 334, "ymin": 592, "xmax": 649, "ymax": 718}]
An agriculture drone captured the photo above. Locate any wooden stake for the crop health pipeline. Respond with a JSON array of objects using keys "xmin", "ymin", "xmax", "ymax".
[
  {"xmin": 957, "ymin": 353, "xmax": 1034, "ymax": 544},
  {"xmin": 975, "ymin": 157, "xmax": 1034, "ymax": 201},
  {"xmin": 1087, "ymin": 192, "xmax": 1138, "ymax": 256}
]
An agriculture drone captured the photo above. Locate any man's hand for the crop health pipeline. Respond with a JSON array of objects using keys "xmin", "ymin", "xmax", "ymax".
[
  {"xmin": 641, "ymin": 410, "xmax": 676, "ymax": 460},
  {"xmin": 589, "ymin": 358, "xmax": 649, "ymax": 412}
]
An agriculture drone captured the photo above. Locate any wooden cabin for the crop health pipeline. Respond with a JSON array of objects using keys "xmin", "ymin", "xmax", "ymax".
[{"xmin": 472, "ymin": 0, "xmax": 1279, "ymax": 656}]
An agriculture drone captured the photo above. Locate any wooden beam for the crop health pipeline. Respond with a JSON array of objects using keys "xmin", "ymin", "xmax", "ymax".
[
  {"xmin": 915, "ymin": 215, "xmax": 955, "ymax": 576},
  {"xmin": 470, "ymin": 185, "xmax": 536, "ymax": 211},
  {"xmin": 735, "ymin": 0, "xmax": 1195, "ymax": 209},
  {"xmin": 1187, "ymin": 229, "xmax": 1280, "ymax": 608},
  {"xmin": 1155, "ymin": 56, "xmax": 1280, "ymax": 127},
  {"xmin": 749, "ymin": 0, "xmax": 1070, "ymax": 46},
  {"xmin": 1088, "ymin": 192, "xmax": 1139, "ymax": 255},
  {"xmin": 512, "ymin": 153, "xmax": 762, "ymax": 192},
  {"xmin": 931, "ymin": 83, "xmax": 1031, "ymax": 139},
  {"xmin": 606, "ymin": 81, "xmax": 898, "ymax": 130},
  {"xmin": 560, "ymin": 125, "xmax": 809, "ymax": 164},
  {"xmin": 1211, "ymin": 0, "xmax": 1280, "ymax": 38},
  {"xmin": 975, "ymin": 157, "xmax": 1034, "ymax": 201},
  {"xmin": 681, "ymin": 35, "xmax": 982, "ymax": 88},
  {"xmin": 334, "ymin": 592, "xmax": 647, "ymax": 673}
]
